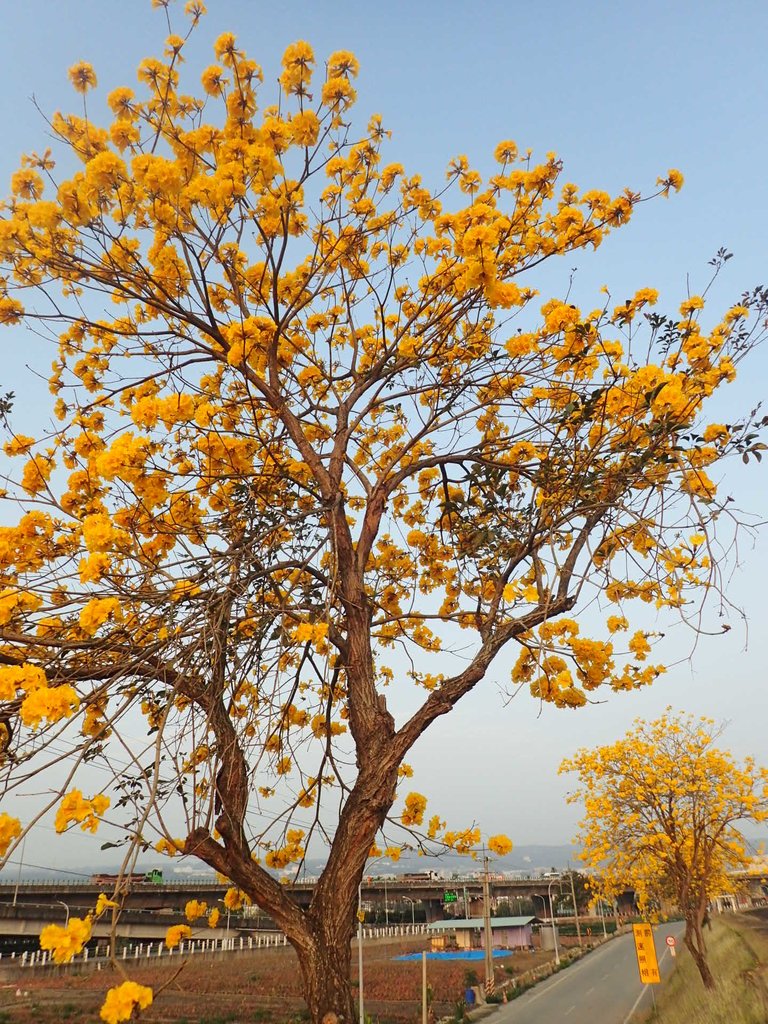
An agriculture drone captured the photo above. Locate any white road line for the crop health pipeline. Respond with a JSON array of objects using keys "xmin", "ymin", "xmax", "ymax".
[
  {"xmin": 513, "ymin": 967, "xmax": 577, "ymax": 1006},
  {"xmin": 585, "ymin": 986, "xmax": 594, "ymax": 995},
  {"xmin": 502, "ymin": 933, "xmax": 629, "ymax": 1012},
  {"xmin": 565, "ymin": 1006, "xmax": 575, "ymax": 1015},
  {"xmin": 621, "ymin": 943, "xmax": 673, "ymax": 1024}
]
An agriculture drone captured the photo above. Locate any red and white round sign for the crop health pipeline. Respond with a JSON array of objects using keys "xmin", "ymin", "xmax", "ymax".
[{"xmin": 665, "ymin": 935, "xmax": 676, "ymax": 947}]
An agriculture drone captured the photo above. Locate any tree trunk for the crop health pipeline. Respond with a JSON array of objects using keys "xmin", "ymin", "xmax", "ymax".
[
  {"xmin": 683, "ymin": 919, "xmax": 716, "ymax": 989},
  {"xmin": 294, "ymin": 927, "xmax": 357, "ymax": 1024}
]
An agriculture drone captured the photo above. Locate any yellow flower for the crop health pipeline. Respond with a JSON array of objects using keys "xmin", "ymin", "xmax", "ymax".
[
  {"xmin": 657, "ymin": 168, "xmax": 684, "ymax": 195},
  {"xmin": 165, "ymin": 924, "xmax": 192, "ymax": 948},
  {"xmin": 207, "ymin": 908, "xmax": 220, "ymax": 928},
  {"xmin": 95, "ymin": 893, "xmax": 118, "ymax": 916},
  {"xmin": 55, "ymin": 790, "xmax": 110, "ymax": 833},
  {"xmin": 40, "ymin": 915, "xmax": 92, "ymax": 963},
  {"xmin": 628, "ymin": 631, "xmax": 651, "ymax": 661},
  {"xmin": 401, "ymin": 791, "xmax": 427, "ymax": 827},
  {"xmin": 79, "ymin": 597, "xmax": 122, "ymax": 635},
  {"xmin": 0, "ymin": 814, "xmax": 22, "ymax": 858},
  {"xmin": 20, "ymin": 683, "xmax": 79, "ymax": 729},
  {"xmin": 494, "ymin": 140, "xmax": 518, "ymax": 163},
  {"xmin": 184, "ymin": 899, "xmax": 208, "ymax": 922},
  {"xmin": 223, "ymin": 887, "xmax": 245, "ymax": 911},
  {"xmin": 99, "ymin": 982, "xmax": 153, "ymax": 1024},
  {"xmin": 68, "ymin": 61, "xmax": 97, "ymax": 93},
  {"xmin": 488, "ymin": 834, "xmax": 513, "ymax": 857},
  {"xmin": 201, "ymin": 65, "xmax": 227, "ymax": 95},
  {"xmin": 327, "ymin": 50, "xmax": 359, "ymax": 79},
  {"xmin": 3, "ymin": 435, "xmax": 35, "ymax": 457},
  {"xmin": 155, "ymin": 837, "xmax": 185, "ymax": 857},
  {"xmin": 0, "ymin": 662, "xmax": 47, "ymax": 700}
]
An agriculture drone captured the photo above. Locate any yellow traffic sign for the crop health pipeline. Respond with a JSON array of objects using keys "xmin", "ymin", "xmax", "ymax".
[{"xmin": 632, "ymin": 923, "xmax": 660, "ymax": 984}]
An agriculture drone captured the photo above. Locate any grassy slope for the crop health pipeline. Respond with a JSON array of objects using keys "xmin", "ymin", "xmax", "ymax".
[{"xmin": 651, "ymin": 912, "xmax": 768, "ymax": 1024}]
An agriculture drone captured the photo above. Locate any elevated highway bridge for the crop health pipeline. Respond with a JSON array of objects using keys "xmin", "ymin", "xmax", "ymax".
[
  {"xmin": 0, "ymin": 876, "xmax": 573, "ymax": 922},
  {"xmin": 0, "ymin": 871, "xmax": 763, "ymax": 945}
]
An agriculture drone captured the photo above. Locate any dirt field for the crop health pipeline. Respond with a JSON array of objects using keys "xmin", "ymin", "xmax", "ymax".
[{"xmin": 0, "ymin": 936, "xmax": 555, "ymax": 1023}]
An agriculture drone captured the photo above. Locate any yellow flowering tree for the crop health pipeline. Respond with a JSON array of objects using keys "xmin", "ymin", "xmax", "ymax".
[
  {"xmin": 561, "ymin": 711, "xmax": 768, "ymax": 989},
  {"xmin": 0, "ymin": 3, "xmax": 765, "ymax": 1019}
]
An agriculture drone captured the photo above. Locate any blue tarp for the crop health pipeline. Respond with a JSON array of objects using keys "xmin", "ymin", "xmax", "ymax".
[{"xmin": 393, "ymin": 949, "xmax": 513, "ymax": 961}]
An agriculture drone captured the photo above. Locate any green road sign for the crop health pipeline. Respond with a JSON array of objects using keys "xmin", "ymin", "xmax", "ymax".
[{"xmin": 443, "ymin": 891, "xmax": 458, "ymax": 903}]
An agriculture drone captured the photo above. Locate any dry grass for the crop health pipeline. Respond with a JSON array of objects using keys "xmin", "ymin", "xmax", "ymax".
[
  {"xmin": 651, "ymin": 911, "xmax": 768, "ymax": 1024},
  {"xmin": 0, "ymin": 936, "xmax": 555, "ymax": 1024}
]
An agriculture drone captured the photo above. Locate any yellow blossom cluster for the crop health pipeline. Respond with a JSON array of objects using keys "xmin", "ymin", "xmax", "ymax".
[
  {"xmin": 40, "ymin": 915, "xmax": 92, "ymax": 963},
  {"xmin": 487, "ymin": 834, "xmax": 513, "ymax": 857},
  {"xmin": 265, "ymin": 828, "xmax": 305, "ymax": 869},
  {"xmin": 54, "ymin": 789, "xmax": 110, "ymax": 833},
  {"xmin": 184, "ymin": 898, "xmax": 208, "ymax": 922},
  {"xmin": 165, "ymin": 923, "xmax": 192, "ymax": 948},
  {"xmin": 99, "ymin": 981, "xmax": 153, "ymax": 1024},
  {"xmin": 0, "ymin": 813, "xmax": 21, "ymax": 857},
  {"xmin": 0, "ymin": 663, "xmax": 79, "ymax": 729},
  {"xmin": 401, "ymin": 792, "xmax": 427, "ymax": 827}
]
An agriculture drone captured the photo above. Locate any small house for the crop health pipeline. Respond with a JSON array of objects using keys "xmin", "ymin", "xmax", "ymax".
[{"xmin": 427, "ymin": 916, "xmax": 535, "ymax": 950}]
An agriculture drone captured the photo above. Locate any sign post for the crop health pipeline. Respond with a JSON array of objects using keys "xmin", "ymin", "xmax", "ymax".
[
  {"xmin": 666, "ymin": 934, "xmax": 677, "ymax": 958},
  {"xmin": 632, "ymin": 924, "xmax": 661, "ymax": 984}
]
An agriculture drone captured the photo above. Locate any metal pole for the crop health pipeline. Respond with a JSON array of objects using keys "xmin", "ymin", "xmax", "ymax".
[
  {"xmin": 422, "ymin": 950, "xmax": 428, "ymax": 1024},
  {"xmin": 568, "ymin": 871, "xmax": 583, "ymax": 947},
  {"xmin": 358, "ymin": 884, "xmax": 364, "ymax": 1024},
  {"xmin": 56, "ymin": 901, "xmax": 70, "ymax": 926},
  {"xmin": 482, "ymin": 854, "xmax": 494, "ymax": 995},
  {"xmin": 384, "ymin": 877, "xmax": 389, "ymax": 926},
  {"xmin": 404, "ymin": 897, "xmax": 415, "ymax": 926},
  {"xmin": 12, "ymin": 836, "xmax": 26, "ymax": 907},
  {"xmin": 547, "ymin": 879, "xmax": 560, "ymax": 965},
  {"xmin": 599, "ymin": 898, "xmax": 607, "ymax": 938}
]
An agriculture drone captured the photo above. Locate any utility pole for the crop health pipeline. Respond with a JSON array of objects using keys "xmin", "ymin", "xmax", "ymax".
[
  {"xmin": 12, "ymin": 836, "xmax": 26, "ymax": 907},
  {"xmin": 482, "ymin": 853, "xmax": 495, "ymax": 997},
  {"xmin": 358, "ymin": 884, "xmax": 365, "ymax": 1024},
  {"xmin": 568, "ymin": 870, "xmax": 583, "ymax": 947}
]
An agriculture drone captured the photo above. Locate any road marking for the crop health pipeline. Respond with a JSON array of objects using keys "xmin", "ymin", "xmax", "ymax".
[
  {"xmin": 498, "ymin": 930, "xmax": 632, "ymax": 1014},
  {"xmin": 585, "ymin": 986, "xmax": 594, "ymax": 995},
  {"xmin": 565, "ymin": 1007, "xmax": 575, "ymax": 1015},
  {"xmin": 601, "ymin": 973, "xmax": 610, "ymax": 979},
  {"xmin": 621, "ymin": 941, "xmax": 674, "ymax": 1024},
  {"xmin": 512, "ymin": 967, "xmax": 577, "ymax": 1006}
]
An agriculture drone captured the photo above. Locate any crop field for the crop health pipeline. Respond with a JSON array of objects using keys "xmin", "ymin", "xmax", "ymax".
[{"xmin": 0, "ymin": 936, "xmax": 554, "ymax": 1023}]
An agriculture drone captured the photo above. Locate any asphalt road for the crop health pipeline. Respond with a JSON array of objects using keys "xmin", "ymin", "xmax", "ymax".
[{"xmin": 495, "ymin": 921, "xmax": 685, "ymax": 1024}]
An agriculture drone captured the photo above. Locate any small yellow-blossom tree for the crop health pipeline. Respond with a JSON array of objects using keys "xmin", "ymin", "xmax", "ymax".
[
  {"xmin": 0, "ymin": 2, "xmax": 766, "ymax": 1019},
  {"xmin": 561, "ymin": 711, "xmax": 768, "ymax": 989}
]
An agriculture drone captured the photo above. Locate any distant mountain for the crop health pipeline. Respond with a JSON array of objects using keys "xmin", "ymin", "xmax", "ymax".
[
  {"xmin": 302, "ymin": 844, "xmax": 580, "ymax": 879},
  {"xmin": 0, "ymin": 845, "xmax": 582, "ymax": 885}
]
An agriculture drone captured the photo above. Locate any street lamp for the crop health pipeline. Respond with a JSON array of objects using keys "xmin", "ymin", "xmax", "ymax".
[
  {"xmin": 403, "ymin": 896, "xmax": 416, "ymax": 927},
  {"xmin": 56, "ymin": 900, "xmax": 70, "ymax": 926},
  {"xmin": 597, "ymin": 897, "xmax": 608, "ymax": 938},
  {"xmin": 12, "ymin": 835, "xmax": 26, "ymax": 907},
  {"xmin": 547, "ymin": 879, "xmax": 561, "ymax": 965}
]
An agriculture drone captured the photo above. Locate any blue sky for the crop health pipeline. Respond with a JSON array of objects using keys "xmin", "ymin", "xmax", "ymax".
[{"xmin": 0, "ymin": 0, "xmax": 767, "ymax": 869}]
